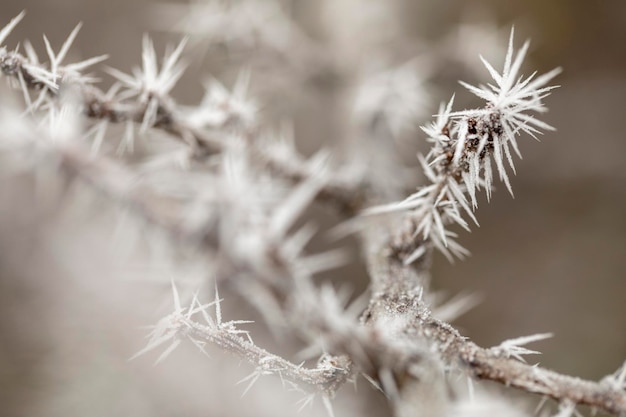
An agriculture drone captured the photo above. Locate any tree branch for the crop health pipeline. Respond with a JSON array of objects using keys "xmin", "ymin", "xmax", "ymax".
[
  {"xmin": 362, "ymin": 245, "xmax": 626, "ymax": 416},
  {"xmin": 0, "ymin": 47, "xmax": 367, "ymax": 216}
]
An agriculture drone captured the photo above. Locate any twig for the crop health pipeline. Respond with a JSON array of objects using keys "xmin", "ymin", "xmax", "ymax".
[{"xmin": 0, "ymin": 47, "xmax": 367, "ymax": 216}]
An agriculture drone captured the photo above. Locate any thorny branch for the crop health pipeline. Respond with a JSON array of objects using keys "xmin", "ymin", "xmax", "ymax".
[
  {"xmin": 0, "ymin": 11, "xmax": 624, "ymax": 417},
  {"xmin": 362, "ymin": 243, "xmax": 626, "ymax": 416},
  {"xmin": 0, "ymin": 26, "xmax": 366, "ymax": 216},
  {"xmin": 134, "ymin": 286, "xmax": 355, "ymax": 397},
  {"xmin": 31, "ymin": 133, "xmax": 626, "ymax": 416}
]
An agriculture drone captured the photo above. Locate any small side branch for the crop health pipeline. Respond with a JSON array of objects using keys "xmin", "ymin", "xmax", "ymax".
[
  {"xmin": 133, "ymin": 289, "xmax": 355, "ymax": 398},
  {"xmin": 184, "ymin": 319, "xmax": 354, "ymax": 396},
  {"xmin": 404, "ymin": 295, "xmax": 626, "ymax": 415},
  {"xmin": 363, "ymin": 238, "xmax": 626, "ymax": 416}
]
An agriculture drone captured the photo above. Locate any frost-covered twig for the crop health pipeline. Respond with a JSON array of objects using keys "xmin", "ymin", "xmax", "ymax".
[
  {"xmin": 458, "ymin": 344, "xmax": 626, "ymax": 415},
  {"xmin": 3, "ymin": 8, "xmax": 625, "ymax": 417},
  {"xmin": 0, "ymin": 14, "xmax": 366, "ymax": 216},
  {"xmin": 365, "ymin": 30, "xmax": 561, "ymax": 263},
  {"xmin": 134, "ymin": 283, "xmax": 354, "ymax": 398},
  {"xmin": 361, "ymin": 250, "xmax": 626, "ymax": 415}
]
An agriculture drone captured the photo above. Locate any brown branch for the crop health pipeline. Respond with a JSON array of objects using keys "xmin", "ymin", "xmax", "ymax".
[
  {"xmin": 361, "ymin": 244, "xmax": 626, "ymax": 416},
  {"xmin": 39, "ymin": 109, "xmax": 626, "ymax": 417},
  {"xmin": 423, "ymin": 312, "xmax": 626, "ymax": 414},
  {"xmin": 462, "ymin": 349, "xmax": 626, "ymax": 416}
]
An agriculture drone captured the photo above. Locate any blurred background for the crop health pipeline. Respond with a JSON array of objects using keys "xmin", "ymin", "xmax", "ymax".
[{"xmin": 0, "ymin": 0, "xmax": 624, "ymax": 416}]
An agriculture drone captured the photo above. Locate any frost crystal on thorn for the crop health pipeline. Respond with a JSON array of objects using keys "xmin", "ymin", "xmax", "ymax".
[
  {"xmin": 364, "ymin": 30, "xmax": 560, "ymax": 263},
  {"xmin": 108, "ymin": 36, "xmax": 187, "ymax": 131},
  {"xmin": 602, "ymin": 361, "xmax": 626, "ymax": 391},
  {"xmin": 184, "ymin": 71, "xmax": 257, "ymax": 130},
  {"xmin": 490, "ymin": 333, "xmax": 553, "ymax": 362},
  {"xmin": 452, "ymin": 28, "xmax": 562, "ymax": 194}
]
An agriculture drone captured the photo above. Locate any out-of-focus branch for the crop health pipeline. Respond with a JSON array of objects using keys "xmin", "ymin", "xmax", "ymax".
[
  {"xmin": 43, "ymin": 140, "xmax": 220, "ymax": 249},
  {"xmin": 134, "ymin": 289, "xmax": 355, "ymax": 398},
  {"xmin": 0, "ymin": 45, "xmax": 367, "ymax": 217}
]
